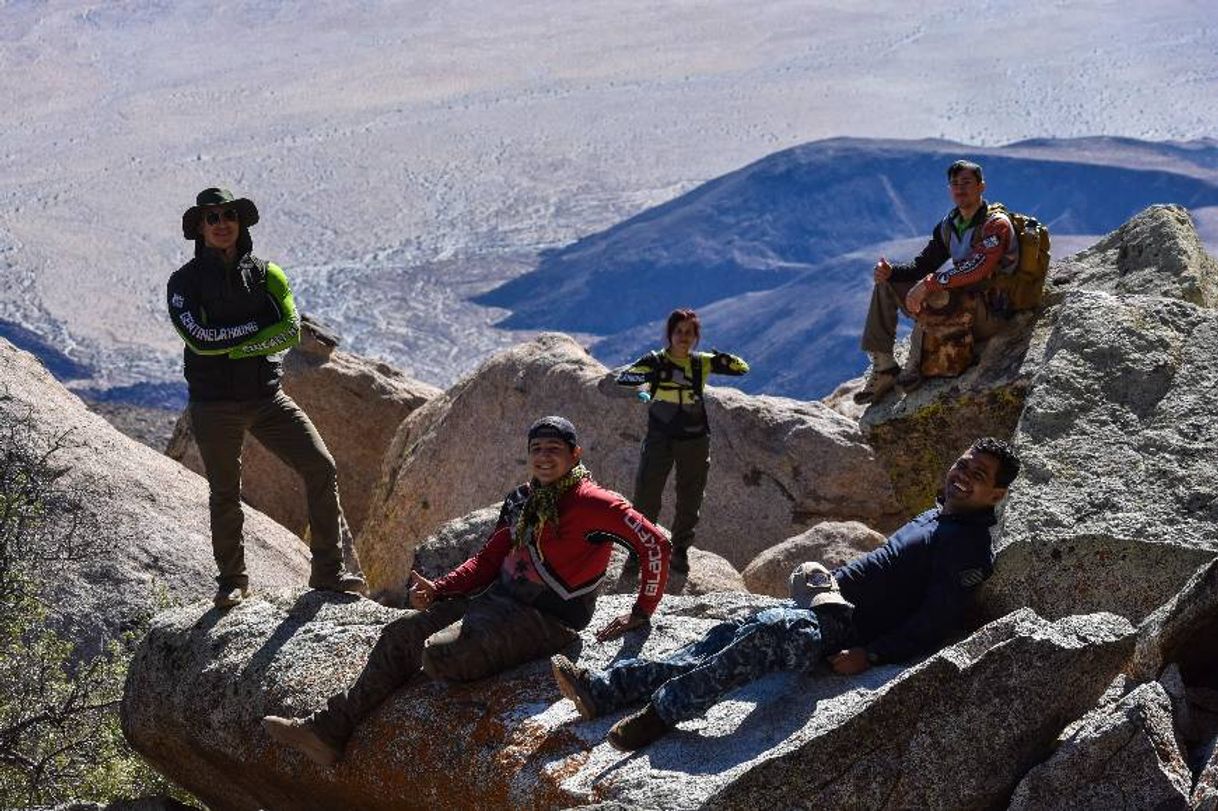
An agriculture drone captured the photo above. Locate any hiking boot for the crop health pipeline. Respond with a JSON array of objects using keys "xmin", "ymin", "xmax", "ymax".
[
  {"xmin": 898, "ymin": 326, "xmax": 924, "ymax": 393},
  {"xmin": 262, "ymin": 715, "xmax": 341, "ymax": 767},
  {"xmin": 896, "ymin": 366, "xmax": 923, "ymax": 393},
  {"xmin": 308, "ymin": 571, "xmax": 366, "ymax": 595},
  {"xmin": 551, "ymin": 655, "xmax": 598, "ymax": 721},
  {"xmin": 853, "ymin": 365, "xmax": 898, "ymax": 404},
  {"xmin": 214, "ymin": 585, "xmax": 249, "ymax": 609},
  {"xmin": 608, "ymin": 703, "xmax": 671, "ymax": 751},
  {"xmin": 670, "ymin": 547, "xmax": 690, "ymax": 576}
]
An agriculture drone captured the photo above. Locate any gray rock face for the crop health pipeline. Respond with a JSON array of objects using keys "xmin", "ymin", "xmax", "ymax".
[
  {"xmin": 1195, "ymin": 743, "xmax": 1218, "ymax": 811},
  {"xmin": 0, "ymin": 339, "xmax": 309, "ymax": 652},
  {"xmin": 706, "ymin": 609, "xmax": 1137, "ymax": 810},
  {"xmin": 1052, "ymin": 204, "xmax": 1218, "ymax": 308},
  {"xmin": 358, "ymin": 333, "xmax": 900, "ymax": 598},
  {"xmin": 1007, "ymin": 682, "xmax": 1192, "ymax": 811},
  {"xmin": 1132, "ymin": 557, "xmax": 1218, "ymax": 682},
  {"xmin": 409, "ymin": 506, "xmax": 501, "ymax": 582},
  {"xmin": 981, "ymin": 291, "xmax": 1218, "ymax": 625},
  {"xmin": 167, "ymin": 317, "xmax": 440, "ymax": 538},
  {"xmin": 741, "ymin": 521, "xmax": 886, "ymax": 597},
  {"xmin": 859, "ymin": 309, "xmax": 1039, "ymax": 517},
  {"xmin": 120, "ymin": 592, "xmax": 1136, "ymax": 811}
]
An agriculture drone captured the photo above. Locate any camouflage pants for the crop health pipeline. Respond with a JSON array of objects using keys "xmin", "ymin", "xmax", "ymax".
[
  {"xmin": 585, "ymin": 605, "xmax": 850, "ymax": 725},
  {"xmin": 309, "ymin": 582, "xmax": 577, "ymax": 748}
]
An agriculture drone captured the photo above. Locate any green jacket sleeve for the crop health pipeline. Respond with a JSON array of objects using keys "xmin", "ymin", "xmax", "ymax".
[
  {"xmin": 707, "ymin": 350, "xmax": 749, "ymax": 376},
  {"xmin": 227, "ymin": 262, "xmax": 301, "ymax": 359}
]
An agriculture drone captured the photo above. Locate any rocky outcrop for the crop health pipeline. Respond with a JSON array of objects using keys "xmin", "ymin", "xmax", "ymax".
[
  {"xmin": 979, "ymin": 291, "xmax": 1218, "ymax": 625},
  {"xmin": 0, "ymin": 338, "xmax": 309, "ymax": 653},
  {"xmin": 859, "ymin": 204, "xmax": 1218, "ymax": 522},
  {"xmin": 1131, "ymin": 557, "xmax": 1218, "ymax": 682},
  {"xmin": 167, "ymin": 317, "xmax": 440, "ymax": 538},
  {"xmin": 358, "ymin": 334, "xmax": 901, "ymax": 598},
  {"xmin": 1051, "ymin": 203, "xmax": 1218, "ymax": 307},
  {"xmin": 1007, "ymin": 682, "xmax": 1192, "ymax": 810},
  {"xmin": 706, "ymin": 609, "xmax": 1136, "ymax": 810},
  {"xmin": 741, "ymin": 521, "xmax": 886, "ymax": 597},
  {"xmin": 857, "ymin": 309, "xmax": 1039, "ymax": 518},
  {"xmin": 121, "ymin": 596, "xmax": 1134, "ymax": 811},
  {"xmin": 1195, "ymin": 745, "xmax": 1218, "ymax": 811}
]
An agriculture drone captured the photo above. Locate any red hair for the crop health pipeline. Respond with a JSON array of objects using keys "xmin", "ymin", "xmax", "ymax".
[{"xmin": 665, "ymin": 308, "xmax": 700, "ymax": 345}]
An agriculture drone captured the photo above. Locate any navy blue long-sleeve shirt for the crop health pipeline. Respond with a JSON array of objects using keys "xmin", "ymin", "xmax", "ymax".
[{"xmin": 833, "ymin": 504, "xmax": 996, "ymax": 663}]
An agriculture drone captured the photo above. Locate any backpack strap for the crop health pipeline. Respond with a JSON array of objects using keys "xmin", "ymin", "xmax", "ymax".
[
  {"xmin": 691, "ymin": 353, "xmax": 705, "ymax": 398},
  {"xmin": 647, "ymin": 350, "xmax": 665, "ymax": 400}
]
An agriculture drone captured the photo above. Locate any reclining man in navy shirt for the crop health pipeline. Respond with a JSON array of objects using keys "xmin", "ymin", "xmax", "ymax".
[{"xmin": 551, "ymin": 436, "xmax": 1020, "ymax": 750}]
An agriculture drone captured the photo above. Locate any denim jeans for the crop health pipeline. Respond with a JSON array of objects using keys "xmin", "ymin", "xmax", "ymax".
[{"xmin": 586, "ymin": 604, "xmax": 849, "ymax": 725}]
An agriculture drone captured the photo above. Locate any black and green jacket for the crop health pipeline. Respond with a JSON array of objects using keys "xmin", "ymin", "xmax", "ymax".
[
  {"xmin": 167, "ymin": 245, "xmax": 300, "ymax": 402},
  {"xmin": 616, "ymin": 349, "xmax": 749, "ymax": 438}
]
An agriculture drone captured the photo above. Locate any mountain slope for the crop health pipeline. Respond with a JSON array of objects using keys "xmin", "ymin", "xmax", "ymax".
[{"xmin": 478, "ymin": 137, "xmax": 1218, "ymax": 337}]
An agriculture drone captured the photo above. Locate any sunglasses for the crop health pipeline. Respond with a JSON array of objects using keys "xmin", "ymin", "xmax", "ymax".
[{"xmin": 203, "ymin": 208, "xmax": 239, "ymax": 226}]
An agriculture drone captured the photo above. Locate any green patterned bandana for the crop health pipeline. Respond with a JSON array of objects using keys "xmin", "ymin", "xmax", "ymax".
[{"xmin": 514, "ymin": 463, "xmax": 591, "ymax": 545}]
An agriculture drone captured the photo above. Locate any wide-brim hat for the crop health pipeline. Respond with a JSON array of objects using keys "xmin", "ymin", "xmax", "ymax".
[{"xmin": 182, "ymin": 187, "xmax": 259, "ymax": 240}]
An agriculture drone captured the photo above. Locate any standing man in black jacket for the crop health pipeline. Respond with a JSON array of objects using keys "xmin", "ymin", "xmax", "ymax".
[
  {"xmin": 551, "ymin": 437, "xmax": 1020, "ymax": 751},
  {"xmin": 167, "ymin": 187, "xmax": 363, "ymax": 608}
]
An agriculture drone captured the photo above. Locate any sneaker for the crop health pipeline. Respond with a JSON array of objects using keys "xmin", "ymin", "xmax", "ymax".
[
  {"xmin": 308, "ymin": 571, "xmax": 366, "ymax": 594},
  {"xmin": 670, "ymin": 547, "xmax": 690, "ymax": 576},
  {"xmin": 214, "ymin": 585, "xmax": 249, "ymax": 609},
  {"xmin": 262, "ymin": 715, "xmax": 341, "ymax": 767},
  {"xmin": 608, "ymin": 703, "xmax": 672, "ymax": 751},
  {"xmin": 551, "ymin": 655, "xmax": 598, "ymax": 721},
  {"xmin": 852, "ymin": 365, "xmax": 898, "ymax": 404}
]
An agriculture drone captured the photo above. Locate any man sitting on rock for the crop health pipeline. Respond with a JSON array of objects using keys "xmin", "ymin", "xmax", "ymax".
[
  {"xmin": 854, "ymin": 160, "xmax": 1017, "ymax": 404},
  {"xmin": 551, "ymin": 436, "xmax": 1020, "ymax": 751},
  {"xmin": 263, "ymin": 415, "xmax": 671, "ymax": 765}
]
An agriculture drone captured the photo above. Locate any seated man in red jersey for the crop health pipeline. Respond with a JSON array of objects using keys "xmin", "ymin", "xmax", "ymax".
[{"xmin": 263, "ymin": 415, "xmax": 671, "ymax": 766}]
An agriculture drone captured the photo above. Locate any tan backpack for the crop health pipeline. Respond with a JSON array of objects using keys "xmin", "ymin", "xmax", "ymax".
[
  {"xmin": 940, "ymin": 202, "xmax": 1052, "ymax": 312},
  {"xmin": 982, "ymin": 202, "xmax": 1052, "ymax": 312}
]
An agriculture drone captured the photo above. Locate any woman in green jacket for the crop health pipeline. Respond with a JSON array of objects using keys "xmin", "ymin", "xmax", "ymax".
[{"xmin": 613, "ymin": 308, "xmax": 748, "ymax": 574}]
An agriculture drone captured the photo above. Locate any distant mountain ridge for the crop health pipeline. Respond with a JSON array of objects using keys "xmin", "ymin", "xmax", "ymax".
[{"xmin": 476, "ymin": 136, "xmax": 1218, "ymax": 397}]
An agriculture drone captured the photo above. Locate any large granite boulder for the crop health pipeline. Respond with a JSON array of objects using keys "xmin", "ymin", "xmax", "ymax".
[
  {"xmin": 1007, "ymin": 681, "xmax": 1192, "ymax": 811},
  {"xmin": 705, "ymin": 609, "xmax": 1136, "ymax": 810},
  {"xmin": 167, "ymin": 317, "xmax": 440, "ymax": 538},
  {"xmin": 0, "ymin": 338, "xmax": 309, "ymax": 653},
  {"xmin": 121, "ymin": 594, "xmax": 1134, "ymax": 811},
  {"xmin": 979, "ymin": 291, "xmax": 1218, "ymax": 625},
  {"xmin": 359, "ymin": 333, "xmax": 901, "ymax": 598},
  {"xmin": 741, "ymin": 521, "xmax": 886, "ymax": 597}
]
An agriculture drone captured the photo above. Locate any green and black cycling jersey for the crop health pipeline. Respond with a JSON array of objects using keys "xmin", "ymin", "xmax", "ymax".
[
  {"xmin": 616, "ymin": 349, "xmax": 749, "ymax": 438},
  {"xmin": 167, "ymin": 248, "xmax": 300, "ymax": 402}
]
